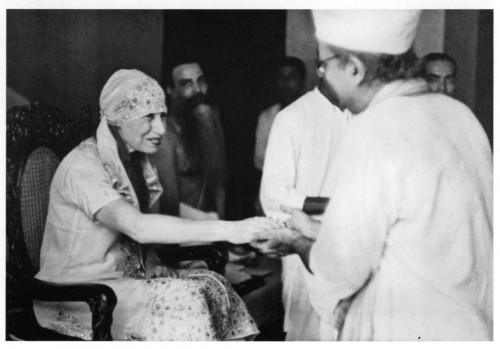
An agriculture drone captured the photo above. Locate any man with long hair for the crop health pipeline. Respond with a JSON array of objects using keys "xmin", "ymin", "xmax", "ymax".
[{"xmin": 152, "ymin": 60, "xmax": 227, "ymax": 221}]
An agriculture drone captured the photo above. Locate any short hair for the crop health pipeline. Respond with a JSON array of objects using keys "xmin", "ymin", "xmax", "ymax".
[
  {"xmin": 164, "ymin": 56, "xmax": 204, "ymax": 88},
  {"xmin": 275, "ymin": 56, "xmax": 307, "ymax": 81},
  {"xmin": 419, "ymin": 52, "xmax": 457, "ymax": 77},
  {"xmin": 329, "ymin": 45, "xmax": 419, "ymax": 85}
]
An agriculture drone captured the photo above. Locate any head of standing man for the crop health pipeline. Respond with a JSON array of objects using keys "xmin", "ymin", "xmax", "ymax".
[
  {"xmin": 166, "ymin": 61, "xmax": 210, "ymax": 115},
  {"xmin": 275, "ymin": 56, "xmax": 307, "ymax": 108},
  {"xmin": 312, "ymin": 10, "xmax": 421, "ymax": 114},
  {"xmin": 420, "ymin": 52, "xmax": 457, "ymax": 96}
]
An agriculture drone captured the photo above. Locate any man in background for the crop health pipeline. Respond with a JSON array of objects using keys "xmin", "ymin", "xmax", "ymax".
[
  {"xmin": 420, "ymin": 52, "xmax": 457, "ymax": 97},
  {"xmin": 152, "ymin": 60, "xmax": 227, "ymax": 221},
  {"xmin": 259, "ymin": 52, "xmax": 351, "ymax": 340},
  {"xmin": 254, "ymin": 57, "xmax": 306, "ymax": 172}
]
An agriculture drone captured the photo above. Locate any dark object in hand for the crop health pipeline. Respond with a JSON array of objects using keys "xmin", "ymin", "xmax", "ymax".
[{"xmin": 302, "ymin": 197, "xmax": 330, "ymax": 215}]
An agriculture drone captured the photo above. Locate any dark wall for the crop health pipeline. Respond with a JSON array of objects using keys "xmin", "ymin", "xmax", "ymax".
[
  {"xmin": 7, "ymin": 10, "xmax": 164, "ymax": 120},
  {"xmin": 444, "ymin": 10, "xmax": 493, "ymax": 148},
  {"xmin": 475, "ymin": 10, "xmax": 494, "ymax": 147},
  {"xmin": 444, "ymin": 10, "xmax": 478, "ymax": 110},
  {"xmin": 163, "ymin": 10, "xmax": 287, "ymax": 220}
]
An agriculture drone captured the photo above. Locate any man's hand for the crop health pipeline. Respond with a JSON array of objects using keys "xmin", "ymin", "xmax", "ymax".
[
  {"xmin": 281, "ymin": 206, "xmax": 322, "ymax": 240},
  {"xmin": 250, "ymin": 227, "xmax": 303, "ymax": 256},
  {"xmin": 145, "ymin": 263, "xmax": 178, "ymax": 279},
  {"xmin": 251, "ymin": 227, "xmax": 315, "ymax": 272}
]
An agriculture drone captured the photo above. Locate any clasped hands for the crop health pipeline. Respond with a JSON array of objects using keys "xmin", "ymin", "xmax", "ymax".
[{"xmin": 250, "ymin": 206, "xmax": 321, "ymax": 257}]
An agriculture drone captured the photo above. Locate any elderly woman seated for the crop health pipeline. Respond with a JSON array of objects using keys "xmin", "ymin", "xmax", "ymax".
[{"xmin": 33, "ymin": 69, "xmax": 278, "ymax": 341}]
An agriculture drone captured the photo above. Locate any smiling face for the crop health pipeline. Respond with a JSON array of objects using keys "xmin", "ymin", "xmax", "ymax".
[
  {"xmin": 118, "ymin": 112, "xmax": 166, "ymax": 154},
  {"xmin": 170, "ymin": 63, "xmax": 208, "ymax": 101}
]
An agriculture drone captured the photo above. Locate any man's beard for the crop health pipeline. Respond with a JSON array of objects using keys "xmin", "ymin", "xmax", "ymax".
[
  {"xmin": 176, "ymin": 93, "xmax": 208, "ymax": 145},
  {"xmin": 172, "ymin": 92, "xmax": 209, "ymax": 117},
  {"xmin": 184, "ymin": 92, "xmax": 209, "ymax": 110}
]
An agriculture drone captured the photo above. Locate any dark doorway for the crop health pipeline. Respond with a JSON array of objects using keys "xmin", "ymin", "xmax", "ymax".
[{"xmin": 163, "ymin": 10, "xmax": 287, "ymax": 219}]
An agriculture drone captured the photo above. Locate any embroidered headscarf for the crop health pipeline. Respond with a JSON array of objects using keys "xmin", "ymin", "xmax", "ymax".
[
  {"xmin": 99, "ymin": 69, "xmax": 167, "ymax": 125},
  {"xmin": 91, "ymin": 69, "xmax": 166, "ymax": 277},
  {"xmin": 96, "ymin": 69, "xmax": 164, "ymax": 211}
]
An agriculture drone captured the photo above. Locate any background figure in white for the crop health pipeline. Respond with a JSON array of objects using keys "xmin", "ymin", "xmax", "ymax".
[
  {"xmin": 259, "ymin": 62, "xmax": 351, "ymax": 340},
  {"xmin": 254, "ymin": 57, "xmax": 306, "ymax": 172}
]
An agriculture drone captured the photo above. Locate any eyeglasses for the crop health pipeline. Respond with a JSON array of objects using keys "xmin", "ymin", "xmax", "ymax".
[{"xmin": 317, "ymin": 54, "xmax": 340, "ymax": 75}]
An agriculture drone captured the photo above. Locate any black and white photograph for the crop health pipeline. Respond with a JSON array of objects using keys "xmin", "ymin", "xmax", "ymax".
[{"xmin": 3, "ymin": 0, "xmax": 495, "ymax": 343}]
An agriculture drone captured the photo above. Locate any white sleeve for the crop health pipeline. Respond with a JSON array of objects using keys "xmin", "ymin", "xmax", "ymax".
[
  {"xmin": 253, "ymin": 112, "xmax": 268, "ymax": 170},
  {"xmin": 60, "ymin": 158, "xmax": 123, "ymax": 219},
  {"xmin": 259, "ymin": 110, "xmax": 306, "ymax": 219},
  {"xmin": 310, "ymin": 120, "xmax": 395, "ymax": 302}
]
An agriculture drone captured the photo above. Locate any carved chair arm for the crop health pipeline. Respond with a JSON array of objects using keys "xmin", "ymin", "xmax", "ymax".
[
  {"xmin": 7, "ymin": 263, "xmax": 117, "ymax": 341},
  {"xmin": 28, "ymin": 278, "xmax": 117, "ymax": 340}
]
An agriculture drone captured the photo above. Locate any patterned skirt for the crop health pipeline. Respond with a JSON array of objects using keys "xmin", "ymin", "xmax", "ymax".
[{"xmin": 33, "ymin": 269, "xmax": 259, "ymax": 340}]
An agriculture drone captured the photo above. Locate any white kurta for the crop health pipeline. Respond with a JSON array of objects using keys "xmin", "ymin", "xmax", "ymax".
[
  {"xmin": 260, "ymin": 87, "xmax": 351, "ymax": 340},
  {"xmin": 254, "ymin": 103, "xmax": 281, "ymax": 171},
  {"xmin": 311, "ymin": 79, "xmax": 493, "ymax": 340}
]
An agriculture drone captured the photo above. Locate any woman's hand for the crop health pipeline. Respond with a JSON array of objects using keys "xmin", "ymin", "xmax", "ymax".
[
  {"xmin": 281, "ymin": 206, "xmax": 322, "ymax": 240},
  {"xmin": 228, "ymin": 217, "xmax": 281, "ymax": 245},
  {"xmin": 145, "ymin": 263, "xmax": 178, "ymax": 279},
  {"xmin": 250, "ymin": 227, "xmax": 303, "ymax": 256}
]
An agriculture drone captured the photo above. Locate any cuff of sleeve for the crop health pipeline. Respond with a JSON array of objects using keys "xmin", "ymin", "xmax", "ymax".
[
  {"xmin": 91, "ymin": 196, "xmax": 125, "ymax": 222},
  {"xmin": 264, "ymin": 194, "xmax": 306, "ymax": 222},
  {"xmin": 285, "ymin": 193, "xmax": 307, "ymax": 210}
]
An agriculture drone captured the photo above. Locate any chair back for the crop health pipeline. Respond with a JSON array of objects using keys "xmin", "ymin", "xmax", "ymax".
[
  {"xmin": 7, "ymin": 102, "xmax": 94, "ymax": 274},
  {"xmin": 17, "ymin": 147, "xmax": 60, "ymax": 270},
  {"xmin": 6, "ymin": 102, "xmax": 110, "ymax": 341}
]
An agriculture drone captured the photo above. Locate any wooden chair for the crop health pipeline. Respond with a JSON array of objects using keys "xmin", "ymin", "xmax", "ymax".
[
  {"xmin": 6, "ymin": 102, "xmax": 116, "ymax": 340},
  {"xmin": 6, "ymin": 102, "xmax": 227, "ymax": 341}
]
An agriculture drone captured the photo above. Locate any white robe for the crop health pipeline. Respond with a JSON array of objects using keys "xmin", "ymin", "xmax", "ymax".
[
  {"xmin": 311, "ymin": 79, "xmax": 493, "ymax": 340},
  {"xmin": 260, "ymin": 87, "xmax": 351, "ymax": 340},
  {"xmin": 254, "ymin": 103, "xmax": 281, "ymax": 171}
]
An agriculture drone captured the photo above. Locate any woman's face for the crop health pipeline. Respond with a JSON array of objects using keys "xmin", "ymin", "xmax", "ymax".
[{"xmin": 118, "ymin": 112, "xmax": 166, "ymax": 154}]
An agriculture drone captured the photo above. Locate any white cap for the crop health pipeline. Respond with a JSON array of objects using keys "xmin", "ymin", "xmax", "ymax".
[{"xmin": 312, "ymin": 10, "xmax": 421, "ymax": 55}]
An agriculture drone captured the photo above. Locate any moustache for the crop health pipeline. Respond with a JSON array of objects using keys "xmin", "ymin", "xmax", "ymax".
[{"xmin": 185, "ymin": 93, "xmax": 208, "ymax": 108}]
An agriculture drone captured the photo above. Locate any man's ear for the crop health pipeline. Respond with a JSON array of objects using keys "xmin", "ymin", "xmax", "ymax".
[
  {"xmin": 347, "ymin": 54, "xmax": 366, "ymax": 86},
  {"xmin": 166, "ymin": 85, "xmax": 173, "ymax": 96}
]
